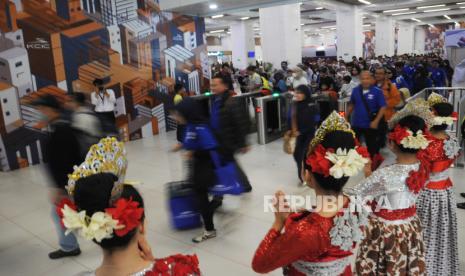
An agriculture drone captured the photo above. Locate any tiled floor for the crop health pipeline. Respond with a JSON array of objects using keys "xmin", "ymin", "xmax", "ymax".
[{"xmin": 1, "ymin": 132, "xmax": 464, "ymax": 276}]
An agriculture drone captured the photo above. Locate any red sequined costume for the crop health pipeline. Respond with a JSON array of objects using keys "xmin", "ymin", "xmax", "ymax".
[
  {"xmin": 416, "ymin": 135, "xmax": 460, "ymax": 276},
  {"xmin": 252, "ymin": 202, "xmax": 363, "ymax": 276}
]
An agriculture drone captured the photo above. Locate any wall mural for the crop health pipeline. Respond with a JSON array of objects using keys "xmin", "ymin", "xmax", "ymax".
[
  {"xmin": 0, "ymin": 0, "xmax": 209, "ymax": 171},
  {"xmin": 425, "ymin": 23, "xmax": 454, "ymax": 56}
]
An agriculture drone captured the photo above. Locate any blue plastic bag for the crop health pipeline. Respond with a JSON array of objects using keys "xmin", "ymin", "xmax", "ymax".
[{"xmin": 208, "ymin": 151, "xmax": 244, "ymax": 196}]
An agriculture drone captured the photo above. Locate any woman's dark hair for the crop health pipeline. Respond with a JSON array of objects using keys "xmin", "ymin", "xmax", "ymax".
[
  {"xmin": 93, "ymin": 78, "xmax": 104, "ymax": 86},
  {"xmin": 392, "ymin": 115, "xmax": 426, "ymax": 154},
  {"xmin": 431, "ymin": 102, "xmax": 453, "ymax": 132},
  {"xmin": 174, "ymin": 97, "xmax": 206, "ymax": 124},
  {"xmin": 73, "ymin": 173, "xmax": 145, "ymax": 250},
  {"xmin": 304, "ymin": 131, "xmax": 356, "ymax": 193},
  {"xmin": 351, "ymin": 65, "xmax": 361, "ymax": 75},
  {"xmin": 295, "ymin": 85, "xmax": 312, "ymax": 102}
]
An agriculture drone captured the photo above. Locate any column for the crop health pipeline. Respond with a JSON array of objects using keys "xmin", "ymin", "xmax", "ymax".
[
  {"xmin": 414, "ymin": 27, "xmax": 426, "ymax": 54},
  {"xmin": 397, "ymin": 23, "xmax": 415, "ymax": 55},
  {"xmin": 375, "ymin": 16, "xmax": 395, "ymax": 56},
  {"xmin": 336, "ymin": 6, "xmax": 363, "ymax": 61},
  {"xmin": 259, "ymin": 3, "xmax": 301, "ymax": 68},
  {"xmin": 230, "ymin": 20, "xmax": 255, "ymax": 70}
]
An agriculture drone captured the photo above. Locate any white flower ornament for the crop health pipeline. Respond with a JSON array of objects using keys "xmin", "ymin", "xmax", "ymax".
[
  {"xmin": 325, "ymin": 148, "xmax": 369, "ymax": 179},
  {"xmin": 400, "ymin": 130, "xmax": 429, "ymax": 150},
  {"xmin": 432, "ymin": 116, "xmax": 454, "ymax": 126},
  {"xmin": 61, "ymin": 204, "xmax": 121, "ymax": 242}
]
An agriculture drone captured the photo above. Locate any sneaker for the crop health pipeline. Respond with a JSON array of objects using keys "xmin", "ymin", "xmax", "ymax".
[
  {"xmin": 460, "ymin": 193, "xmax": 465, "ymax": 198},
  {"xmin": 458, "ymin": 202, "xmax": 465, "ymax": 210},
  {"xmin": 192, "ymin": 230, "xmax": 217, "ymax": 243},
  {"xmin": 48, "ymin": 248, "xmax": 81, "ymax": 259}
]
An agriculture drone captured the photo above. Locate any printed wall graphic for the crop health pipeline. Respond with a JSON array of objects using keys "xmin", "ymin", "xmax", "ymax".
[
  {"xmin": 0, "ymin": 0, "xmax": 209, "ymax": 171},
  {"xmin": 424, "ymin": 24, "xmax": 454, "ymax": 56},
  {"xmin": 363, "ymin": 31, "xmax": 375, "ymax": 59}
]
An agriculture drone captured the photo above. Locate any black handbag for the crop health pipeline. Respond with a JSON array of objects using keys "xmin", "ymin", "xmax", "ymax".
[{"xmin": 358, "ymin": 89, "xmax": 387, "ymax": 131}]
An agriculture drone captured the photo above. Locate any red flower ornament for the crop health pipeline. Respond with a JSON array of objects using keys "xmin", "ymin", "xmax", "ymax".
[
  {"xmin": 306, "ymin": 144, "xmax": 333, "ymax": 177},
  {"xmin": 105, "ymin": 198, "xmax": 144, "ymax": 237},
  {"xmin": 388, "ymin": 126, "xmax": 410, "ymax": 145},
  {"xmin": 355, "ymin": 146, "xmax": 370, "ymax": 159}
]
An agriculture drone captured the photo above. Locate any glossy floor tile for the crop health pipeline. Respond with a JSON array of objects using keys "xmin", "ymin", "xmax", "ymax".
[{"xmin": 0, "ymin": 132, "xmax": 464, "ymax": 275}]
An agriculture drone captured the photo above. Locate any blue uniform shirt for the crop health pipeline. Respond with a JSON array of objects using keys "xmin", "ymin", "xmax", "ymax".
[
  {"xmin": 430, "ymin": 68, "xmax": 446, "ymax": 87},
  {"xmin": 350, "ymin": 85, "xmax": 386, "ymax": 129}
]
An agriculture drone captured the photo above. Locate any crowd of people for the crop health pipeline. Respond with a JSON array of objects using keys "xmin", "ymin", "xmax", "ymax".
[
  {"xmin": 28, "ymin": 52, "xmax": 465, "ymax": 276},
  {"xmin": 212, "ymin": 53, "xmax": 454, "ymax": 97}
]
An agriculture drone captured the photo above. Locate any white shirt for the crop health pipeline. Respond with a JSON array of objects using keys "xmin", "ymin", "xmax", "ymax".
[
  {"xmin": 91, "ymin": 89, "xmax": 116, "ymax": 113},
  {"xmin": 339, "ymin": 81, "xmax": 357, "ymax": 98}
]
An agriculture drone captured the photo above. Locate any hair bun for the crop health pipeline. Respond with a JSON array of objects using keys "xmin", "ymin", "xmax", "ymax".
[{"xmin": 74, "ymin": 173, "xmax": 117, "ymax": 215}]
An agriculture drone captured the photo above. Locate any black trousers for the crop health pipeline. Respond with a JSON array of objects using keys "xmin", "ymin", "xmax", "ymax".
[
  {"xmin": 353, "ymin": 127, "xmax": 381, "ymax": 157},
  {"xmin": 195, "ymin": 191, "xmax": 222, "ymax": 231},
  {"xmin": 96, "ymin": 111, "xmax": 117, "ymax": 134},
  {"xmin": 293, "ymin": 134, "xmax": 313, "ymax": 182}
]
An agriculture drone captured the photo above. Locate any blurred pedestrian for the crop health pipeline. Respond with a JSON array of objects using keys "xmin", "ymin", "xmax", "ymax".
[
  {"xmin": 32, "ymin": 95, "xmax": 84, "ymax": 259},
  {"xmin": 291, "ymin": 85, "xmax": 319, "ymax": 185},
  {"xmin": 210, "ymin": 73, "xmax": 252, "ymax": 192}
]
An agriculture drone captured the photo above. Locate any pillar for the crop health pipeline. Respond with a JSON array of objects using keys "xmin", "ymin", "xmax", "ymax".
[
  {"xmin": 231, "ymin": 21, "xmax": 255, "ymax": 70},
  {"xmin": 397, "ymin": 23, "xmax": 415, "ymax": 55},
  {"xmin": 375, "ymin": 17, "xmax": 395, "ymax": 56},
  {"xmin": 259, "ymin": 3, "xmax": 301, "ymax": 68},
  {"xmin": 336, "ymin": 6, "xmax": 363, "ymax": 61},
  {"xmin": 414, "ymin": 27, "xmax": 426, "ymax": 54}
]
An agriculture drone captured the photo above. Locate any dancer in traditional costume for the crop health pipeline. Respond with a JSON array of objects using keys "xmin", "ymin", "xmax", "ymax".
[
  {"xmin": 348, "ymin": 100, "xmax": 432, "ymax": 275},
  {"xmin": 60, "ymin": 138, "xmax": 200, "ymax": 276},
  {"xmin": 252, "ymin": 112, "xmax": 371, "ymax": 275},
  {"xmin": 417, "ymin": 93, "xmax": 460, "ymax": 276}
]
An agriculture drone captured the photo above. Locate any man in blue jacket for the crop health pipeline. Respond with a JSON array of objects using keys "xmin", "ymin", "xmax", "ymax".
[
  {"xmin": 430, "ymin": 60, "xmax": 448, "ymax": 87},
  {"xmin": 346, "ymin": 71, "xmax": 387, "ymax": 169}
]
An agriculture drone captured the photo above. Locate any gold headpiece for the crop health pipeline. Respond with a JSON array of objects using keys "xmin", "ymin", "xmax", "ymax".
[
  {"xmin": 67, "ymin": 137, "xmax": 127, "ymax": 200},
  {"xmin": 427, "ymin": 92, "xmax": 448, "ymax": 107},
  {"xmin": 388, "ymin": 99, "xmax": 434, "ymax": 129},
  {"xmin": 310, "ymin": 111, "xmax": 355, "ymax": 148}
]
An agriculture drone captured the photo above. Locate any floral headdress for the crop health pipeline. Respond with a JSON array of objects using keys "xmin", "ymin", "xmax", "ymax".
[
  {"xmin": 388, "ymin": 99, "xmax": 434, "ymax": 130},
  {"xmin": 306, "ymin": 112, "xmax": 370, "ymax": 179},
  {"xmin": 388, "ymin": 100, "xmax": 433, "ymax": 193},
  {"xmin": 67, "ymin": 137, "xmax": 128, "ymax": 201},
  {"xmin": 427, "ymin": 93, "xmax": 457, "ymax": 126},
  {"xmin": 427, "ymin": 92, "xmax": 448, "ymax": 107},
  {"xmin": 388, "ymin": 125, "xmax": 430, "ymax": 150},
  {"xmin": 59, "ymin": 137, "xmax": 144, "ymax": 242},
  {"xmin": 57, "ymin": 197, "xmax": 144, "ymax": 242}
]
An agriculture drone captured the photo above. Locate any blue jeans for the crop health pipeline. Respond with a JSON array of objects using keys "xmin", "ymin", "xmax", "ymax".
[{"xmin": 51, "ymin": 206, "xmax": 79, "ymax": 251}]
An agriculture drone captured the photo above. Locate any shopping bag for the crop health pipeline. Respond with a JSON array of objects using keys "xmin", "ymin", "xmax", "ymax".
[
  {"xmin": 283, "ymin": 130, "xmax": 297, "ymax": 154},
  {"xmin": 208, "ymin": 151, "xmax": 244, "ymax": 196}
]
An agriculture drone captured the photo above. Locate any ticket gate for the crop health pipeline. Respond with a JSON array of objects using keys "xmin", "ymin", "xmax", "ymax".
[
  {"xmin": 234, "ymin": 91, "xmax": 263, "ymax": 133},
  {"xmin": 255, "ymin": 93, "xmax": 292, "ymax": 145}
]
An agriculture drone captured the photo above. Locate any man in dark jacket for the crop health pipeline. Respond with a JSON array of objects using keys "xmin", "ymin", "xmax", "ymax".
[
  {"xmin": 210, "ymin": 73, "xmax": 252, "ymax": 192},
  {"xmin": 32, "ymin": 95, "xmax": 84, "ymax": 259}
]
